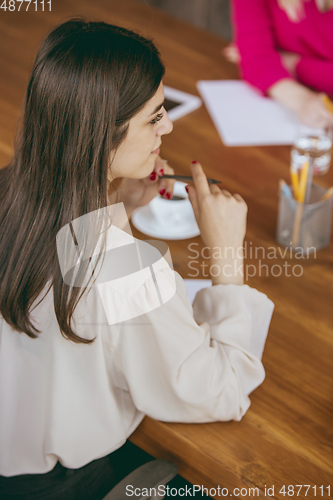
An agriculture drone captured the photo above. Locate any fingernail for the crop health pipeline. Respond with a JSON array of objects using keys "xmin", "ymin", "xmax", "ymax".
[
  {"xmin": 191, "ymin": 160, "xmax": 198, "ymax": 164},
  {"xmin": 159, "ymin": 169, "xmax": 164, "ymax": 176},
  {"xmin": 185, "ymin": 186, "xmax": 189, "ymax": 193},
  {"xmin": 166, "ymin": 192, "xmax": 171, "ymax": 200},
  {"xmin": 149, "ymin": 172, "xmax": 157, "ymax": 181},
  {"xmin": 159, "ymin": 188, "xmax": 165, "ymax": 196}
]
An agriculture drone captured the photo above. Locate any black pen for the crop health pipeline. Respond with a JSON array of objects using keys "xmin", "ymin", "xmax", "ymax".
[{"xmin": 160, "ymin": 174, "xmax": 221, "ymax": 184}]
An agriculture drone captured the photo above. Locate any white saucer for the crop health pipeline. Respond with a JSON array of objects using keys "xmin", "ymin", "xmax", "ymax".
[{"xmin": 131, "ymin": 204, "xmax": 200, "ymax": 240}]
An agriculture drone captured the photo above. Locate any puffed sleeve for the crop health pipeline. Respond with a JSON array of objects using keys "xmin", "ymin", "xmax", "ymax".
[
  {"xmin": 113, "ymin": 267, "xmax": 274, "ymax": 423},
  {"xmin": 232, "ymin": 0, "xmax": 290, "ymax": 93}
]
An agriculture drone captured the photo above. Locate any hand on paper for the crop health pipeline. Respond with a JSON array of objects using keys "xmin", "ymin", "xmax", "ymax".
[
  {"xmin": 268, "ymin": 78, "xmax": 333, "ymax": 129},
  {"xmin": 298, "ymin": 92, "xmax": 333, "ymax": 129}
]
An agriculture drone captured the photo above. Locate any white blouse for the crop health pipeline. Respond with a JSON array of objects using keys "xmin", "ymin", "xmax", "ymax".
[{"xmin": 0, "ymin": 225, "xmax": 274, "ymax": 477}]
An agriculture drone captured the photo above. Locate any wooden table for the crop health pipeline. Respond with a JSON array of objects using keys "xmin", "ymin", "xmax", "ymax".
[{"xmin": 1, "ymin": 1, "xmax": 332, "ymax": 498}]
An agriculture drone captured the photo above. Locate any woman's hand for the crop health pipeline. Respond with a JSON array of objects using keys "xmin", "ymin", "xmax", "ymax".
[
  {"xmin": 109, "ymin": 156, "xmax": 175, "ymax": 219},
  {"xmin": 186, "ymin": 162, "xmax": 247, "ymax": 286},
  {"xmin": 268, "ymin": 78, "xmax": 333, "ymax": 129},
  {"xmin": 298, "ymin": 92, "xmax": 333, "ymax": 129},
  {"xmin": 222, "ymin": 42, "xmax": 241, "ymax": 64}
]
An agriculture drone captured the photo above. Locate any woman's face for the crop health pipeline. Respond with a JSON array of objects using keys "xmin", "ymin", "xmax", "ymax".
[{"xmin": 109, "ymin": 82, "xmax": 173, "ymax": 180}]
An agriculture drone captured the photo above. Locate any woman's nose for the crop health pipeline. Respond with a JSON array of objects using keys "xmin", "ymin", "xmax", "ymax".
[{"xmin": 158, "ymin": 111, "xmax": 173, "ymax": 136}]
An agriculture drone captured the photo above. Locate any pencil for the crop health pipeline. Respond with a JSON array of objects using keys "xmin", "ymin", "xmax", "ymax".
[
  {"xmin": 321, "ymin": 93, "xmax": 333, "ymax": 114},
  {"xmin": 290, "ymin": 169, "xmax": 299, "ymax": 201},
  {"xmin": 160, "ymin": 174, "xmax": 221, "ymax": 184},
  {"xmin": 291, "ymin": 159, "xmax": 310, "ymax": 247},
  {"xmin": 298, "ymin": 160, "xmax": 309, "ymax": 204},
  {"xmin": 320, "ymin": 186, "xmax": 333, "ymax": 201}
]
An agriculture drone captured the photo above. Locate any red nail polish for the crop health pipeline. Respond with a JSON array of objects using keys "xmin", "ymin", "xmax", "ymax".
[
  {"xmin": 166, "ymin": 192, "xmax": 171, "ymax": 200},
  {"xmin": 191, "ymin": 160, "xmax": 198, "ymax": 164},
  {"xmin": 185, "ymin": 186, "xmax": 189, "ymax": 193},
  {"xmin": 149, "ymin": 172, "xmax": 157, "ymax": 181},
  {"xmin": 159, "ymin": 169, "xmax": 164, "ymax": 176},
  {"xmin": 159, "ymin": 189, "xmax": 166, "ymax": 196}
]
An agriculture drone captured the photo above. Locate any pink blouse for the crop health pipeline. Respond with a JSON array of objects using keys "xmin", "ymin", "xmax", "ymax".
[{"xmin": 232, "ymin": 0, "xmax": 333, "ymax": 95}]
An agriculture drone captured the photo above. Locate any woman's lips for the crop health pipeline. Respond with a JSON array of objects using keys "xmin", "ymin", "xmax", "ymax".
[{"xmin": 151, "ymin": 147, "xmax": 160, "ymax": 155}]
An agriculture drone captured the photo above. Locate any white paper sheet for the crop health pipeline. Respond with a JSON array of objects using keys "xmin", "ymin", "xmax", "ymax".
[
  {"xmin": 197, "ymin": 80, "xmax": 317, "ymax": 147},
  {"xmin": 184, "ymin": 279, "xmax": 212, "ymax": 305}
]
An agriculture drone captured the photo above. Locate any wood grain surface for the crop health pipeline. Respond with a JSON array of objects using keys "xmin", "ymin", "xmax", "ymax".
[{"xmin": 0, "ymin": 1, "xmax": 332, "ymax": 498}]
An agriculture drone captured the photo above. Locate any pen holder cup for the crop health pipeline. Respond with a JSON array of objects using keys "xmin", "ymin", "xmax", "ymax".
[{"xmin": 276, "ymin": 184, "xmax": 332, "ymax": 252}]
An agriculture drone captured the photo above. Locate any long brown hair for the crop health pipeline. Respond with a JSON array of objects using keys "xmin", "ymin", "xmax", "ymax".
[{"xmin": 0, "ymin": 18, "xmax": 165, "ymax": 343}]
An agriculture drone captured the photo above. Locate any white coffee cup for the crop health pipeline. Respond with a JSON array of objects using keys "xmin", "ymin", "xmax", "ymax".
[{"xmin": 149, "ymin": 181, "xmax": 193, "ymax": 226}]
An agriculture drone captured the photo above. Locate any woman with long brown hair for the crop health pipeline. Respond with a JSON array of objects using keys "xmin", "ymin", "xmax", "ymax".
[{"xmin": 0, "ymin": 19, "xmax": 274, "ymax": 499}]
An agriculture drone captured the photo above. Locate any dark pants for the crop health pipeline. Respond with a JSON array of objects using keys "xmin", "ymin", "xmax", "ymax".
[
  {"xmin": 0, "ymin": 447, "xmax": 121, "ymax": 500},
  {"xmin": 0, "ymin": 441, "xmax": 207, "ymax": 500}
]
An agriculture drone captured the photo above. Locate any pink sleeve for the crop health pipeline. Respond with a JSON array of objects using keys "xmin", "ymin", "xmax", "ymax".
[
  {"xmin": 232, "ymin": 0, "xmax": 290, "ymax": 93},
  {"xmin": 296, "ymin": 58, "xmax": 333, "ymax": 95}
]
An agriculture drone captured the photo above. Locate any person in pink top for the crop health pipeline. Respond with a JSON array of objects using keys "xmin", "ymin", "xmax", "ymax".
[{"xmin": 224, "ymin": 0, "xmax": 333, "ymax": 129}]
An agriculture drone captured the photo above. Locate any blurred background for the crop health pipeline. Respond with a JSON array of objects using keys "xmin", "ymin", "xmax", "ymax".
[{"xmin": 135, "ymin": 0, "xmax": 232, "ymax": 40}]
